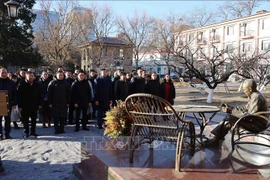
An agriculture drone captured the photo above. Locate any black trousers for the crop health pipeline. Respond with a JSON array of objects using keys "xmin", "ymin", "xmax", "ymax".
[
  {"xmin": 0, "ymin": 115, "xmax": 11, "ymax": 137},
  {"xmin": 22, "ymin": 111, "xmax": 37, "ymax": 135},
  {"xmin": 97, "ymin": 110, "xmax": 106, "ymax": 128},
  {"xmin": 75, "ymin": 107, "xmax": 88, "ymax": 129},
  {"xmin": 68, "ymin": 104, "xmax": 74, "ymax": 124},
  {"xmin": 54, "ymin": 117, "xmax": 65, "ymax": 133}
]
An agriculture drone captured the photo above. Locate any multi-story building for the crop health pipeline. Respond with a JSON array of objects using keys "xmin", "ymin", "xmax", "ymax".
[
  {"xmin": 79, "ymin": 36, "xmax": 133, "ymax": 73},
  {"xmin": 176, "ymin": 10, "xmax": 270, "ymax": 63},
  {"xmin": 65, "ymin": 7, "xmax": 95, "ymax": 43},
  {"xmin": 136, "ymin": 50, "xmax": 183, "ymax": 77}
]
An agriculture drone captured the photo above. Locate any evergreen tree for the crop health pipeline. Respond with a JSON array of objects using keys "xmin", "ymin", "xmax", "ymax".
[{"xmin": 0, "ymin": 0, "xmax": 42, "ymax": 67}]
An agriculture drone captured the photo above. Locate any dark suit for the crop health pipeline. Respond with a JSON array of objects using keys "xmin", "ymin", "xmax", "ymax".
[
  {"xmin": 71, "ymin": 79, "xmax": 92, "ymax": 130},
  {"xmin": 18, "ymin": 80, "xmax": 42, "ymax": 136},
  {"xmin": 94, "ymin": 76, "xmax": 112, "ymax": 128}
]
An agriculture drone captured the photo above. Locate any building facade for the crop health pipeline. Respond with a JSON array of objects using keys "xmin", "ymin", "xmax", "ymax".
[
  {"xmin": 136, "ymin": 50, "xmax": 184, "ymax": 77},
  {"xmin": 176, "ymin": 10, "xmax": 270, "ymax": 63},
  {"xmin": 79, "ymin": 37, "xmax": 133, "ymax": 73}
]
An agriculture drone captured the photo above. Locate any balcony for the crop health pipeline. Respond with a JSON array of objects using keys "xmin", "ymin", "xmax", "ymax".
[
  {"xmin": 197, "ymin": 39, "xmax": 207, "ymax": 45},
  {"xmin": 210, "ymin": 35, "xmax": 221, "ymax": 43},
  {"xmin": 240, "ymin": 30, "xmax": 254, "ymax": 39}
]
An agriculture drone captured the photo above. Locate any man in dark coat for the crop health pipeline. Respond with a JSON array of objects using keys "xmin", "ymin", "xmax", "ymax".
[
  {"xmin": 145, "ymin": 72, "xmax": 160, "ymax": 97},
  {"xmin": 65, "ymin": 70, "xmax": 75, "ymax": 124},
  {"xmin": 71, "ymin": 71, "xmax": 92, "ymax": 132},
  {"xmin": 88, "ymin": 69, "xmax": 97, "ymax": 119},
  {"xmin": 130, "ymin": 68, "xmax": 145, "ymax": 94},
  {"xmin": 94, "ymin": 69, "xmax": 112, "ymax": 129},
  {"xmin": 39, "ymin": 71, "xmax": 51, "ymax": 128},
  {"xmin": 0, "ymin": 68, "xmax": 17, "ymax": 140},
  {"xmin": 18, "ymin": 72, "xmax": 42, "ymax": 137},
  {"xmin": 114, "ymin": 72, "xmax": 129, "ymax": 102},
  {"xmin": 112, "ymin": 69, "xmax": 121, "ymax": 107},
  {"xmin": 48, "ymin": 71, "xmax": 70, "ymax": 134}
]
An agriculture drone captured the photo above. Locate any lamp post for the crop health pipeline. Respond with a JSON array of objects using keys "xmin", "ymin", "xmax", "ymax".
[
  {"xmin": 0, "ymin": 0, "xmax": 20, "ymax": 64},
  {"xmin": 4, "ymin": 0, "xmax": 20, "ymax": 19}
]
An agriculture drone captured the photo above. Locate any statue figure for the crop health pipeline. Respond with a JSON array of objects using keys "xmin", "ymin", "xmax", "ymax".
[{"xmin": 205, "ymin": 79, "xmax": 269, "ymax": 146}]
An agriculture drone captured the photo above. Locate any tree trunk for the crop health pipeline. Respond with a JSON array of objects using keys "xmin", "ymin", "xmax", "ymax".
[{"xmin": 206, "ymin": 88, "xmax": 214, "ymax": 103}]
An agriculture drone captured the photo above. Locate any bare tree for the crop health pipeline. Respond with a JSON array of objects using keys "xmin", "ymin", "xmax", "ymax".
[
  {"xmin": 217, "ymin": 0, "xmax": 261, "ymax": 21},
  {"xmin": 34, "ymin": 0, "xmax": 81, "ymax": 68},
  {"xmin": 117, "ymin": 10, "xmax": 155, "ymax": 69},
  {"xmin": 79, "ymin": 3, "xmax": 116, "ymax": 70},
  {"xmin": 237, "ymin": 51, "xmax": 270, "ymax": 91},
  {"xmin": 181, "ymin": 5, "xmax": 218, "ymax": 28},
  {"xmin": 151, "ymin": 14, "xmax": 191, "ymax": 75}
]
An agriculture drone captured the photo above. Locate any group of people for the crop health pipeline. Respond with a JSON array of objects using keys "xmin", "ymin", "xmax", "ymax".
[
  {"xmin": 1, "ymin": 64, "xmax": 269, "ymax": 173},
  {"xmin": 0, "ymin": 66, "xmax": 177, "ymax": 139}
]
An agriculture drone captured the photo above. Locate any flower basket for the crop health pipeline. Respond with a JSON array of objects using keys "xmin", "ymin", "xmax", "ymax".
[{"xmin": 104, "ymin": 101, "xmax": 134, "ymax": 139}]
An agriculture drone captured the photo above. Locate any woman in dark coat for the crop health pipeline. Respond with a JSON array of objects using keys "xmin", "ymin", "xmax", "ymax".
[
  {"xmin": 160, "ymin": 74, "xmax": 176, "ymax": 105},
  {"xmin": 145, "ymin": 72, "xmax": 160, "ymax": 97},
  {"xmin": 39, "ymin": 71, "xmax": 51, "ymax": 128},
  {"xmin": 48, "ymin": 71, "xmax": 70, "ymax": 134}
]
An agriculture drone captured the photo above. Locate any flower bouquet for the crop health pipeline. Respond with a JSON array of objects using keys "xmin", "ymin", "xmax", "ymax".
[{"xmin": 104, "ymin": 101, "xmax": 134, "ymax": 139}]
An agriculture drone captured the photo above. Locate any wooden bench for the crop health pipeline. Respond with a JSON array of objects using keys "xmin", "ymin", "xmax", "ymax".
[{"xmin": 125, "ymin": 93, "xmax": 195, "ymax": 171}]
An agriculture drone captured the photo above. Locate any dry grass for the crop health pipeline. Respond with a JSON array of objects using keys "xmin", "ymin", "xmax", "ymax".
[{"xmin": 174, "ymin": 83, "xmax": 270, "ymax": 107}]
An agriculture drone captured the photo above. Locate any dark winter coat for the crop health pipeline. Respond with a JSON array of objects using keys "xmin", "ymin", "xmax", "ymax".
[
  {"xmin": 65, "ymin": 78, "xmax": 74, "ymax": 88},
  {"xmin": 71, "ymin": 79, "xmax": 92, "ymax": 108},
  {"xmin": 114, "ymin": 80, "xmax": 129, "ymax": 101},
  {"xmin": 39, "ymin": 78, "xmax": 51, "ymax": 115},
  {"xmin": 160, "ymin": 79, "xmax": 176, "ymax": 105},
  {"xmin": 145, "ymin": 79, "xmax": 161, "ymax": 97},
  {"xmin": 18, "ymin": 80, "xmax": 42, "ymax": 112},
  {"xmin": 48, "ymin": 79, "xmax": 70, "ymax": 118},
  {"xmin": 0, "ymin": 78, "xmax": 17, "ymax": 109},
  {"xmin": 130, "ymin": 76, "xmax": 145, "ymax": 94},
  {"xmin": 94, "ymin": 76, "xmax": 112, "ymax": 111}
]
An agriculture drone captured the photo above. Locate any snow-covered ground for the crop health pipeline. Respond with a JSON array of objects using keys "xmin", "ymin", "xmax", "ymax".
[{"xmin": 0, "ymin": 121, "xmax": 104, "ymax": 180}]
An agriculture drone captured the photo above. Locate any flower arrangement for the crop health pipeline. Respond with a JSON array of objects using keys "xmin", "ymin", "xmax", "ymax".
[{"xmin": 104, "ymin": 101, "xmax": 134, "ymax": 139}]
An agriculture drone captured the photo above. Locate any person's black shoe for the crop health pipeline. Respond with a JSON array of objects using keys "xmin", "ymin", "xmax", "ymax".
[
  {"xmin": 204, "ymin": 137, "xmax": 220, "ymax": 147},
  {"xmin": 5, "ymin": 135, "xmax": 12, "ymax": 139},
  {"xmin": 0, "ymin": 136, "xmax": 3, "ymax": 141},
  {"xmin": 54, "ymin": 131, "xmax": 59, "ymax": 134},
  {"xmin": 30, "ymin": 133, "xmax": 38, "ymax": 137},
  {"xmin": 0, "ymin": 164, "xmax": 5, "ymax": 174},
  {"xmin": 59, "ymin": 131, "xmax": 66, "ymax": 134},
  {"xmin": 75, "ymin": 128, "xmax": 79, "ymax": 132},
  {"xmin": 82, "ymin": 127, "xmax": 89, "ymax": 131},
  {"xmin": 23, "ymin": 134, "xmax": 29, "ymax": 138}
]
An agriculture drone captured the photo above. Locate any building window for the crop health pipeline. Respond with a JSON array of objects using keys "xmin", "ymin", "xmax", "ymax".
[
  {"xmin": 188, "ymin": 33, "xmax": 194, "ymax": 41},
  {"xmin": 102, "ymin": 47, "xmax": 108, "ymax": 56},
  {"xmin": 225, "ymin": 44, "xmax": 234, "ymax": 53},
  {"xmin": 261, "ymin": 40, "xmax": 270, "ymax": 50},
  {"xmin": 83, "ymin": 49, "xmax": 87, "ymax": 60},
  {"xmin": 242, "ymin": 42, "xmax": 253, "ymax": 52},
  {"xmin": 261, "ymin": 18, "xmax": 270, "ymax": 30},
  {"xmin": 157, "ymin": 67, "xmax": 161, "ymax": 74},
  {"xmin": 120, "ymin": 49, "xmax": 124, "ymax": 58},
  {"xmin": 226, "ymin": 26, "xmax": 234, "ymax": 36}
]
